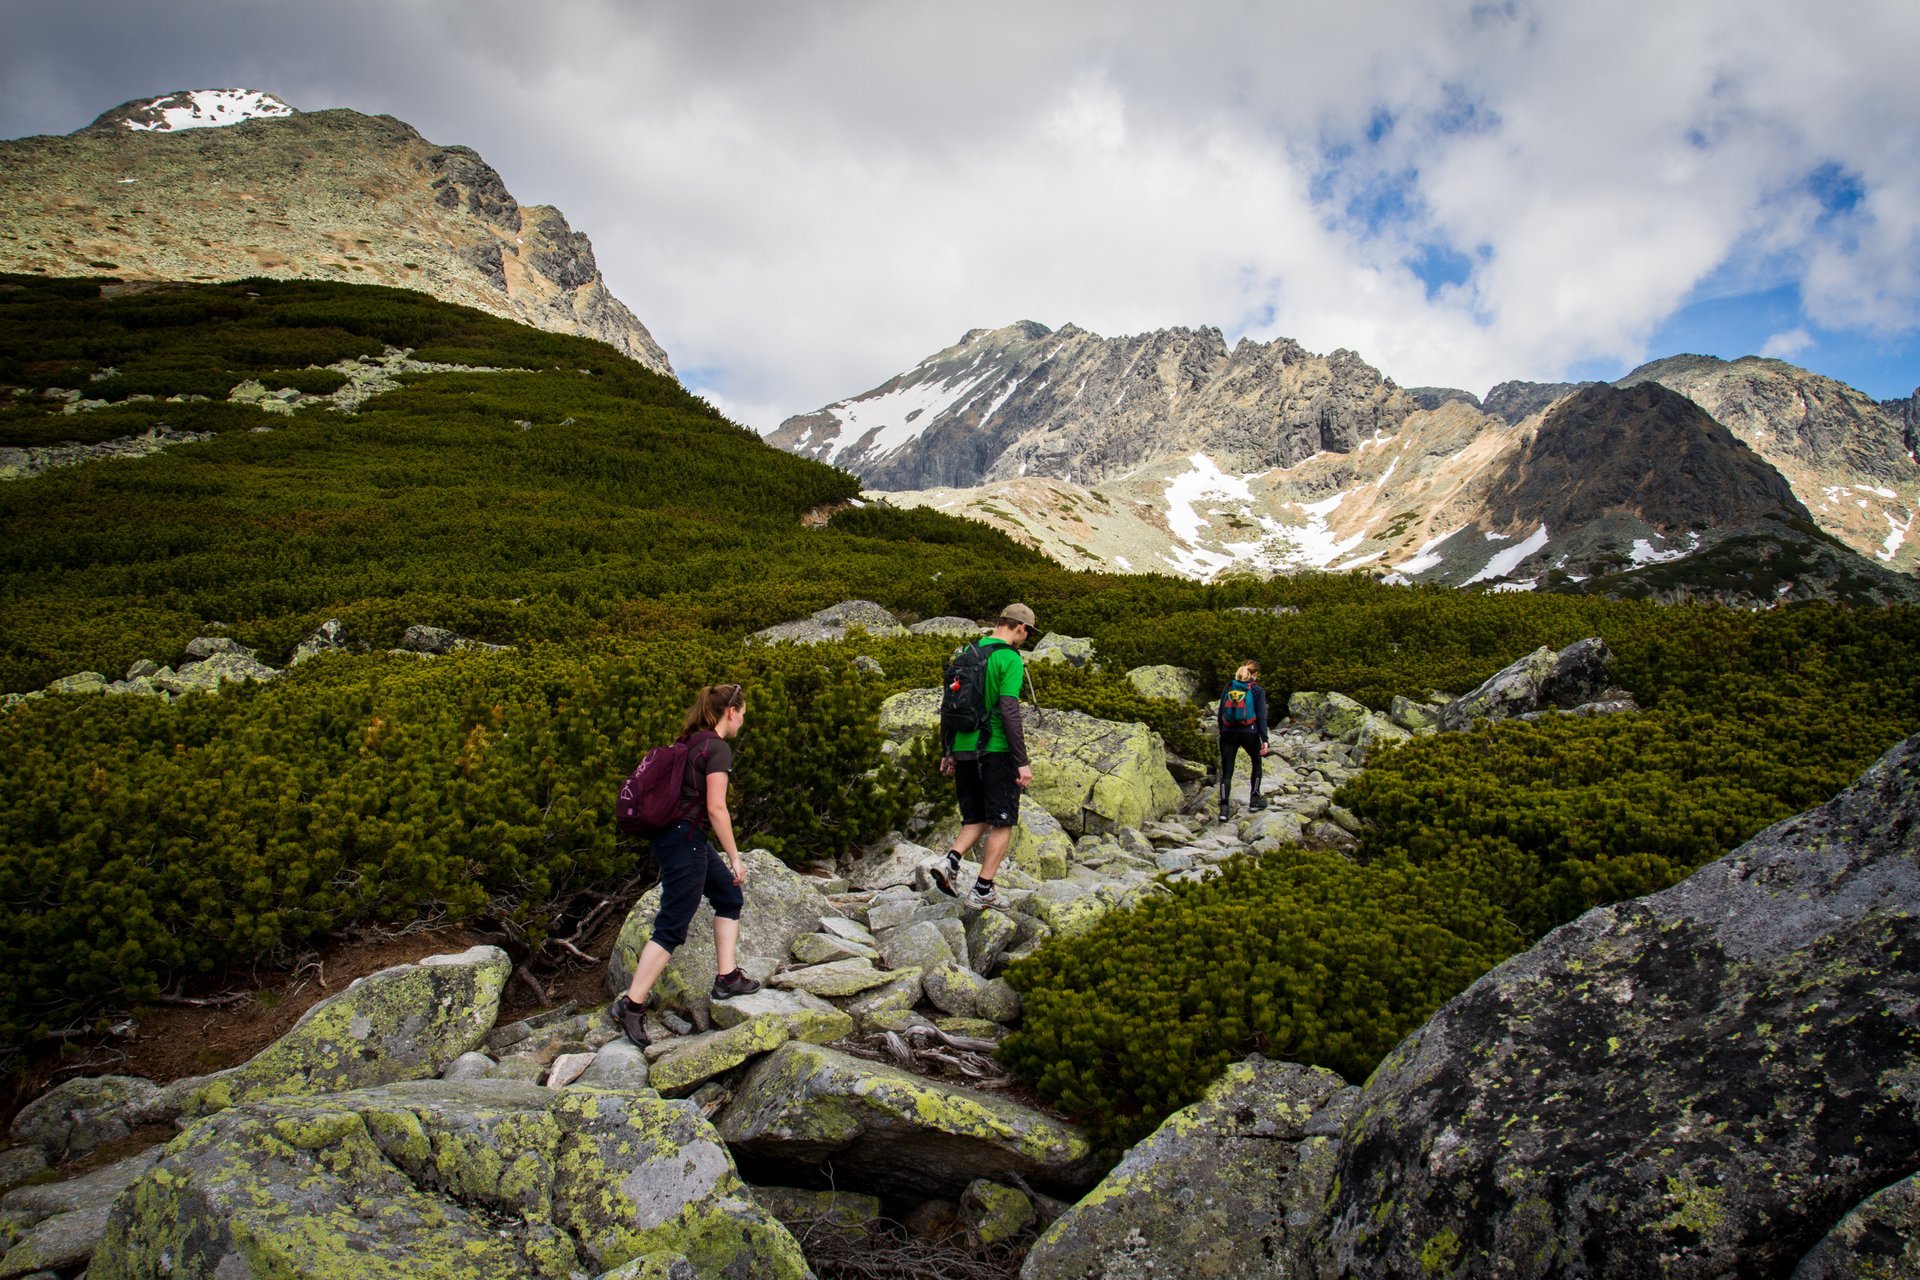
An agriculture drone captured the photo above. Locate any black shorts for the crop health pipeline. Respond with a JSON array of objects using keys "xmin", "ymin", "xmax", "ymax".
[{"xmin": 955, "ymin": 754, "xmax": 1020, "ymax": 827}]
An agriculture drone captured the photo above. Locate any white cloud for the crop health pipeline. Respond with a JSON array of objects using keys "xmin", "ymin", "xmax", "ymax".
[
  {"xmin": 1761, "ymin": 328, "xmax": 1815, "ymax": 359},
  {"xmin": 3, "ymin": 0, "xmax": 1917, "ymax": 427}
]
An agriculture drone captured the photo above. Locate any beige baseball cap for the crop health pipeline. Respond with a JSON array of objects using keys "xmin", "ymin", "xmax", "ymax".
[{"xmin": 999, "ymin": 603, "xmax": 1037, "ymax": 628}]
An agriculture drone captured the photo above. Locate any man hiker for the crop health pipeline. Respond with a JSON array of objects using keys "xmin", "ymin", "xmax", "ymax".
[{"xmin": 930, "ymin": 603, "xmax": 1036, "ymax": 909}]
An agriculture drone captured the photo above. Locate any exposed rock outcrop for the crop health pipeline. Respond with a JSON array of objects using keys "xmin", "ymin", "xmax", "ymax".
[
  {"xmin": 1318, "ymin": 730, "xmax": 1920, "ymax": 1278},
  {"xmin": 0, "ymin": 95, "xmax": 672, "ymax": 375}
]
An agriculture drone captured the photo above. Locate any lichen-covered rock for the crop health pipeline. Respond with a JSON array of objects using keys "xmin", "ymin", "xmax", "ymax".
[
  {"xmin": 179, "ymin": 945, "xmax": 509, "ymax": 1117},
  {"xmin": 576, "ymin": 1040, "xmax": 653, "ymax": 1091},
  {"xmin": 835, "ymin": 968, "xmax": 925, "ymax": 1031},
  {"xmin": 44, "ymin": 671, "xmax": 107, "ymax": 695},
  {"xmin": 790, "ymin": 931, "xmax": 877, "ymax": 964},
  {"xmin": 1438, "ymin": 636, "xmax": 1614, "ymax": 731},
  {"xmin": 1021, "ymin": 1057, "xmax": 1351, "ymax": 1280},
  {"xmin": 0, "ymin": 1147, "xmax": 46, "ymax": 1196},
  {"xmin": 1387, "ymin": 694, "xmax": 1442, "ymax": 734},
  {"xmin": 9, "ymin": 1075, "xmax": 162, "ymax": 1160},
  {"xmin": 1286, "ymin": 691, "xmax": 1369, "ymax": 739},
  {"xmin": 647, "ymin": 1017, "xmax": 790, "ymax": 1097},
  {"xmin": 877, "ymin": 688, "xmax": 942, "ymax": 745},
  {"xmin": 751, "ymin": 600, "xmax": 906, "ymax": 645},
  {"xmin": 90, "ymin": 1080, "xmax": 808, "ymax": 1280},
  {"xmin": 1319, "ymin": 731, "xmax": 1920, "ymax": 1280},
  {"xmin": 1347, "ymin": 711, "xmax": 1410, "ymax": 756},
  {"xmin": 965, "ymin": 909, "xmax": 1022, "ymax": 977},
  {"xmin": 750, "ymin": 1185, "xmax": 882, "ymax": 1244},
  {"xmin": 152, "ymin": 650, "xmax": 280, "ymax": 695},
  {"xmin": 181, "ymin": 636, "xmax": 255, "ymax": 662},
  {"xmin": 923, "ymin": 962, "xmax": 992, "ymax": 1019},
  {"xmin": 879, "ymin": 920, "xmax": 958, "ymax": 974},
  {"xmin": 289, "ymin": 617, "xmax": 346, "ymax": 665},
  {"xmin": 847, "ymin": 834, "xmax": 942, "ymax": 892},
  {"xmin": 1791, "ymin": 1169, "xmax": 1920, "ymax": 1278},
  {"xmin": 964, "ymin": 1179, "xmax": 1036, "ymax": 1246},
  {"xmin": 611, "ymin": 849, "xmax": 830, "ymax": 1023},
  {"xmin": 1030, "ymin": 634, "xmax": 1097, "ymax": 668},
  {"xmin": 0, "ymin": 1148, "xmax": 162, "ymax": 1278},
  {"xmin": 1125, "ymin": 665, "xmax": 1203, "ymax": 703},
  {"xmin": 717, "ymin": 1042, "xmax": 1095, "ymax": 1198},
  {"xmin": 767, "ymin": 958, "xmax": 893, "ymax": 997},
  {"xmin": 1023, "ymin": 708, "xmax": 1182, "ymax": 836},
  {"xmin": 909, "ymin": 616, "xmax": 985, "ymax": 637},
  {"xmin": 707, "ymin": 988, "xmax": 853, "ymax": 1045}
]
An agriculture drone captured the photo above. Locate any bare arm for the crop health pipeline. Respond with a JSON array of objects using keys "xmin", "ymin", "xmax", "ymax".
[{"xmin": 706, "ymin": 771, "xmax": 743, "ymax": 879}]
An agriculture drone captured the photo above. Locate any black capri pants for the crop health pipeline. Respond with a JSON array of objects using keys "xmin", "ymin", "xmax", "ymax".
[{"xmin": 649, "ymin": 820, "xmax": 744, "ymax": 951}]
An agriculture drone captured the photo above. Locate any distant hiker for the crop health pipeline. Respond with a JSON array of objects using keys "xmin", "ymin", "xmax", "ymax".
[
  {"xmin": 1217, "ymin": 660, "xmax": 1270, "ymax": 821},
  {"xmin": 610, "ymin": 683, "xmax": 761, "ymax": 1046},
  {"xmin": 930, "ymin": 603, "xmax": 1036, "ymax": 909}
]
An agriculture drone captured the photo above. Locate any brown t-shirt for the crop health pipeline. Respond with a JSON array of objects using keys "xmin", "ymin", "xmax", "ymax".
[{"xmin": 680, "ymin": 734, "xmax": 732, "ymax": 826}]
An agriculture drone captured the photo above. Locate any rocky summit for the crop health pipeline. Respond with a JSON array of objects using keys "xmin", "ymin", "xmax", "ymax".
[
  {"xmin": 0, "ymin": 91, "xmax": 672, "ymax": 375},
  {"xmin": 789, "ymin": 323, "xmax": 1919, "ymax": 593}
]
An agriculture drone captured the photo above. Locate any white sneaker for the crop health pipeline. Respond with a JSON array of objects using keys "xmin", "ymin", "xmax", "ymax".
[{"xmin": 967, "ymin": 883, "xmax": 1002, "ymax": 910}]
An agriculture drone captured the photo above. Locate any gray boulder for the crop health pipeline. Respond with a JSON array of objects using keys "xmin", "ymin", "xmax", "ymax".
[
  {"xmin": 0, "ymin": 1148, "xmax": 162, "ymax": 1279},
  {"xmin": 181, "ymin": 636, "xmax": 255, "ymax": 662},
  {"xmin": 1791, "ymin": 1169, "xmax": 1920, "ymax": 1278},
  {"xmin": 289, "ymin": 617, "xmax": 346, "ymax": 665},
  {"xmin": 1030, "ymin": 634, "xmax": 1097, "ymax": 669},
  {"xmin": 716, "ymin": 1042, "xmax": 1095, "ymax": 1198},
  {"xmin": 610, "ymin": 849, "xmax": 829, "ymax": 1024},
  {"xmin": 909, "ymin": 616, "xmax": 984, "ymax": 637},
  {"xmin": 1125, "ymin": 664, "xmax": 1204, "ymax": 703},
  {"xmin": 10, "ymin": 1075, "xmax": 162, "ymax": 1160},
  {"xmin": 396, "ymin": 623, "xmax": 506, "ymax": 655},
  {"xmin": 1319, "ymin": 731, "xmax": 1920, "ymax": 1279},
  {"xmin": 879, "ymin": 920, "xmax": 958, "ymax": 974},
  {"xmin": 43, "ymin": 672, "xmax": 106, "ymax": 695},
  {"xmin": 175, "ymin": 945, "xmax": 510, "ymax": 1116},
  {"xmin": 751, "ymin": 600, "xmax": 906, "ymax": 645},
  {"xmin": 1438, "ymin": 636, "xmax": 1614, "ymax": 731},
  {"xmin": 89, "ymin": 1080, "xmax": 809, "ymax": 1279},
  {"xmin": 847, "ymin": 834, "xmax": 942, "ymax": 892},
  {"xmin": 153, "ymin": 651, "xmax": 280, "ymax": 695},
  {"xmin": 1022, "ymin": 1058, "xmax": 1353, "ymax": 1280}
]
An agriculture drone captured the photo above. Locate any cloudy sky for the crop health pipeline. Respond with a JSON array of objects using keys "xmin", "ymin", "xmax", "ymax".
[{"xmin": 4, "ymin": 0, "xmax": 1916, "ymax": 431}]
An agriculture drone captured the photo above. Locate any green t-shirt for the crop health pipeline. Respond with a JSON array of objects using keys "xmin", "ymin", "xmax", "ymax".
[{"xmin": 950, "ymin": 638, "xmax": 1025, "ymax": 755}]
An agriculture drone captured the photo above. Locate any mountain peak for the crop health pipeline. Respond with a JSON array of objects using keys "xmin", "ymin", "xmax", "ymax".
[{"xmin": 86, "ymin": 89, "xmax": 297, "ymax": 134}]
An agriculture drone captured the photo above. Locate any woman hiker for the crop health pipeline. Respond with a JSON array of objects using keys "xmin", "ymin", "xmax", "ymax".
[
  {"xmin": 1217, "ymin": 660, "xmax": 1270, "ymax": 821},
  {"xmin": 610, "ymin": 683, "xmax": 762, "ymax": 1046}
]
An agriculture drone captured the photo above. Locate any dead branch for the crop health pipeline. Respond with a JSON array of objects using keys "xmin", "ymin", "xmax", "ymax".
[
  {"xmin": 543, "ymin": 936, "xmax": 601, "ymax": 965},
  {"xmin": 512, "ymin": 965, "xmax": 551, "ymax": 1005},
  {"xmin": 155, "ymin": 990, "xmax": 251, "ymax": 1008}
]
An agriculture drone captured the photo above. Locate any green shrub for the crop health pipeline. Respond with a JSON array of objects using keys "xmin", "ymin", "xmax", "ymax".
[{"xmin": 1001, "ymin": 848, "xmax": 1516, "ymax": 1155}]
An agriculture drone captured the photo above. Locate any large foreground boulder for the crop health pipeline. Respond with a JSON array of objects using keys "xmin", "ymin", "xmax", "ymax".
[
  {"xmin": 1791, "ymin": 1170, "xmax": 1920, "ymax": 1278},
  {"xmin": 1319, "ymin": 731, "xmax": 1920, "ymax": 1279},
  {"xmin": 1022, "ymin": 1057, "xmax": 1354, "ymax": 1280},
  {"xmin": 716, "ymin": 1041, "xmax": 1095, "ymax": 1198},
  {"xmin": 90, "ymin": 1080, "xmax": 809, "ymax": 1280},
  {"xmin": 180, "ymin": 945, "xmax": 510, "ymax": 1116},
  {"xmin": 610, "ymin": 849, "xmax": 830, "ymax": 1024}
]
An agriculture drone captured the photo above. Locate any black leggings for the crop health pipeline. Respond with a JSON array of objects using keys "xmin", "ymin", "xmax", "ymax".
[
  {"xmin": 1219, "ymin": 730, "xmax": 1264, "ymax": 802},
  {"xmin": 649, "ymin": 821, "xmax": 744, "ymax": 951}
]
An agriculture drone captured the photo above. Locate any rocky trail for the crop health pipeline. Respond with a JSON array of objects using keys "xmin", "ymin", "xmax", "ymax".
[{"xmin": 3, "ymin": 612, "xmax": 1913, "ymax": 1278}]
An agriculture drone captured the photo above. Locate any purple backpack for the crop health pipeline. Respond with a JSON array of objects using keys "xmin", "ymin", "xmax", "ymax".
[{"xmin": 615, "ymin": 729, "xmax": 715, "ymax": 835}]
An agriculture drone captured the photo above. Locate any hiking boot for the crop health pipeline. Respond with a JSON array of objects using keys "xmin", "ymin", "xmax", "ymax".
[
  {"xmin": 711, "ymin": 968, "xmax": 762, "ymax": 1001},
  {"xmin": 1218, "ymin": 804, "xmax": 1233, "ymax": 823},
  {"xmin": 928, "ymin": 858, "xmax": 961, "ymax": 897},
  {"xmin": 1248, "ymin": 794, "xmax": 1268, "ymax": 811},
  {"xmin": 967, "ymin": 882, "xmax": 1003, "ymax": 911},
  {"xmin": 608, "ymin": 995, "xmax": 650, "ymax": 1047}
]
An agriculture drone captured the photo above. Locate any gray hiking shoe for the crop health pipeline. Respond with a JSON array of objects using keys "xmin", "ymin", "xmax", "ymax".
[
  {"xmin": 966, "ymin": 882, "xmax": 1002, "ymax": 910},
  {"xmin": 929, "ymin": 857, "xmax": 961, "ymax": 897}
]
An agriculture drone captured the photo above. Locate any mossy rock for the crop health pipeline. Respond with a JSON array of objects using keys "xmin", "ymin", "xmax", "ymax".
[
  {"xmin": 1022, "ymin": 1056, "xmax": 1352, "ymax": 1280},
  {"xmin": 1286, "ymin": 690, "xmax": 1369, "ymax": 739},
  {"xmin": 715, "ymin": 1042, "xmax": 1094, "ymax": 1198},
  {"xmin": 646, "ymin": 1016, "xmax": 790, "ymax": 1096},
  {"xmin": 1124, "ymin": 664, "xmax": 1203, "ymax": 703},
  {"xmin": 179, "ymin": 946, "xmax": 510, "ymax": 1118},
  {"xmin": 1319, "ymin": 733, "xmax": 1920, "ymax": 1279},
  {"xmin": 90, "ymin": 1079, "xmax": 808, "ymax": 1280},
  {"xmin": 611, "ymin": 850, "xmax": 829, "ymax": 1024}
]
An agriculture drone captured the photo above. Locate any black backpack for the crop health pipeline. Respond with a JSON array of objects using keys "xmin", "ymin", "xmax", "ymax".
[{"xmin": 941, "ymin": 639, "xmax": 1000, "ymax": 759}]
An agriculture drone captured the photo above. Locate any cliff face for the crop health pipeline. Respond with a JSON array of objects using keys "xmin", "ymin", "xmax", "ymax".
[
  {"xmin": 1619, "ymin": 355, "xmax": 1917, "ymax": 570},
  {"xmin": 0, "ymin": 93, "xmax": 672, "ymax": 376},
  {"xmin": 767, "ymin": 321, "xmax": 1412, "ymax": 490}
]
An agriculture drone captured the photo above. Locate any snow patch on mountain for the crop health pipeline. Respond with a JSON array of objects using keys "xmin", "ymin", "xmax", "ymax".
[
  {"xmin": 120, "ymin": 90, "xmax": 295, "ymax": 132},
  {"xmin": 1463, "ymin": 524, "xmax": 1550, "ymax": 585},
  {"xmin": 810, "ymin": 368, "xmax": 999, "ymax": 463}
]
